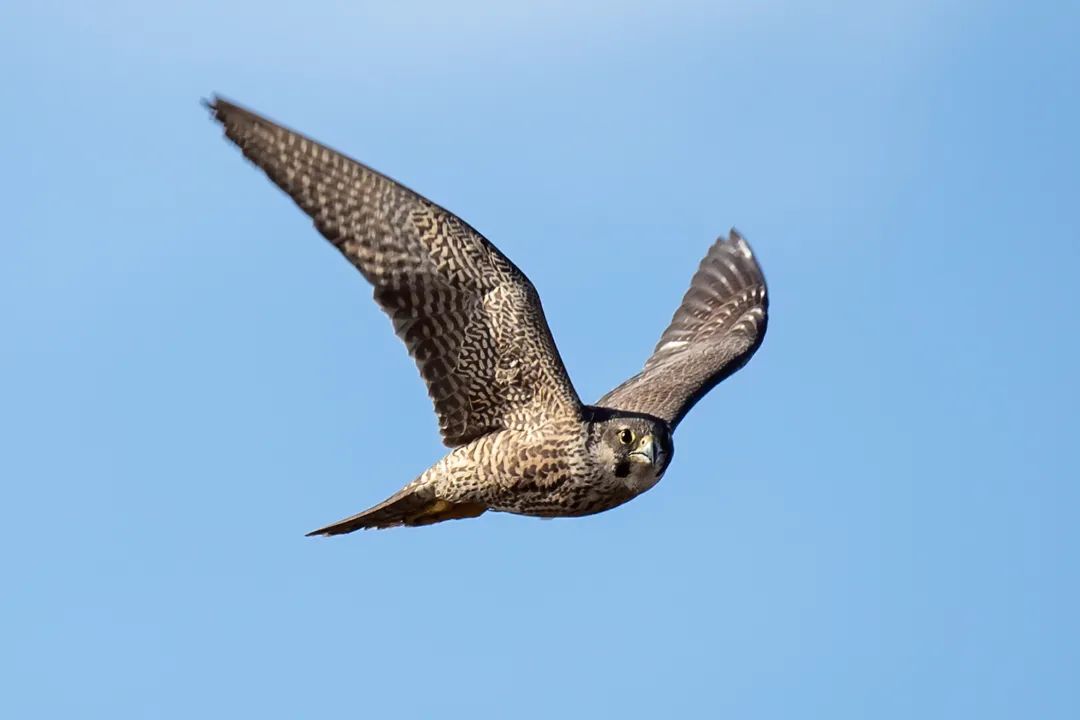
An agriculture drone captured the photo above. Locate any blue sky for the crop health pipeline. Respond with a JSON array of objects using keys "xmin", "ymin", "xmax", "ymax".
[{"xmin": 2, "ymin": 1, "xmax": 1078, "ymax": 717}]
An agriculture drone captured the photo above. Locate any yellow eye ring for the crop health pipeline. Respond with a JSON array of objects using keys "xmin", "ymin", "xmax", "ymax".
[{"xmin": 618, "ymin": 429, "xmax": 635, "ymax": 445}]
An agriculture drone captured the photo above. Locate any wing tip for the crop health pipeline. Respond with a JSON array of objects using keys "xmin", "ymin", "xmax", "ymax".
[
  {"xmin": 704, "ymin": 227, "xmax": 765, "ymax": 287},
  {"xmin": 201, "ymin": 93, "xmax": 223, "ymax": 118},
  {"xmin": 723, "ymin": 227, "xmax": 755, "ymax": 259},
  {"xmin": 202, "ymin": 94, "xmax": 252, "ymax": 125}
]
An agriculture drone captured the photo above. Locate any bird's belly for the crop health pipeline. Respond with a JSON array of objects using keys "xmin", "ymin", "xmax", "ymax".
[
  {"xmin": 434, "ymin": 428, "xmax": 636, "ymax": 518},
  {"xmin": 485, "ymin": 475, "xmax": 635, "ymax": 518}
]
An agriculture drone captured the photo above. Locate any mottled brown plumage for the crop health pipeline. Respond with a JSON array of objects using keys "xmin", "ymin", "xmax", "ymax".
[
  {"xmin": 206, "ymin": 97, "xmax": 768, "ymax": 535},
  {"xmin": 598, "ymin": 235, "xmax": 769, "ymax": 428}
]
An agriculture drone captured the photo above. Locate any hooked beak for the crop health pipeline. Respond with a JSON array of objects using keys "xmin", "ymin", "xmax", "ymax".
[{"xmin": 629, "ymin": 434, "xmax": 659, "ymax": 466}]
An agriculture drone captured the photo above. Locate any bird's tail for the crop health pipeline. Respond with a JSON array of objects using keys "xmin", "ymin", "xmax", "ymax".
[{"xmin": 306, "ymin": 485, "xmax": 487, "ymax": 536}]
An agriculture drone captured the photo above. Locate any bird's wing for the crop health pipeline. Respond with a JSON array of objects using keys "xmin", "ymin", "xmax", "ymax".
[
  {"xmin": 597, "ymin": 230, "xmax": 768, "ymax": 429},
  {"xmin": 208, "ymin": 97, "xmax": 581, "ymax": 446}
]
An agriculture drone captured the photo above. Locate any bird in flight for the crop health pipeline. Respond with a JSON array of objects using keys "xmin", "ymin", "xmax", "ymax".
[{"xmin": 206, "ymin": 97, "xmax": 769, "ymax": 535}]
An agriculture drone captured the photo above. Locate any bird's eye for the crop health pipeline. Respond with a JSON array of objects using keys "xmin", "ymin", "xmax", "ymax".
[{"xmin": 618, "ymin": 429, "xmax": 635, "ymax": 445}]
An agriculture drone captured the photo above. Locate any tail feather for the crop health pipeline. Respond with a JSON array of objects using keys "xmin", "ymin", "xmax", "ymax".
[{"xmin": 306, "ymin": 485, "xmax": 487, "ymax": 536}]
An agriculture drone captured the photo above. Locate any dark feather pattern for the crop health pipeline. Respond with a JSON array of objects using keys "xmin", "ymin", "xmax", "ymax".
[
  {"xmin": 207, "ymin": 97, "xmax": 581, "ymax": 446},
  {"xmin": 597, "ymin": 230, "xmax": 768, "ymax": 428}
]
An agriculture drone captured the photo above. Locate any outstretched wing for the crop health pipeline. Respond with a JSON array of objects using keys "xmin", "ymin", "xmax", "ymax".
[
  {"xmin": 208, "ymin": 97, "xmax": 581, "ymax": 446},
  {"xmin": 597, "ymin": 230, "xmax": 768, "ymax": 429}
]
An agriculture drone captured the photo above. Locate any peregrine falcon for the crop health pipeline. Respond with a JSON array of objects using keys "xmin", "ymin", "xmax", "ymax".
[{"xmin": 206, "ymin": 97, "xmax": 769, "ymax": 535}]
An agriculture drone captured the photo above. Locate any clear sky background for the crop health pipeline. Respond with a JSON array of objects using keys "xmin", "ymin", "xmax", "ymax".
[{"xmin": 3, "ymin": 1, "xmax": 1078, "ymax": 718}]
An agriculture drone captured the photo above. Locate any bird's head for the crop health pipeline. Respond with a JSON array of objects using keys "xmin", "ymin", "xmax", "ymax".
[{"xmin": 587, "ymin": 411, "xmax": 674, "ymax": 495}]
